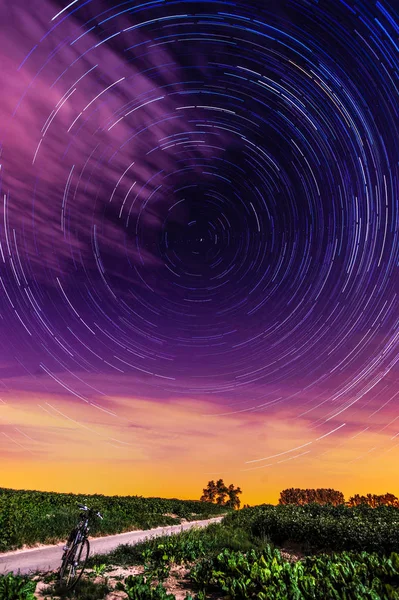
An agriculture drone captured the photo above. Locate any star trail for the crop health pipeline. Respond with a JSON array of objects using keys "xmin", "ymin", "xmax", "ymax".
[{"xmin": 0, "ymin": 0, "xmax": 398, "ymax": 502}]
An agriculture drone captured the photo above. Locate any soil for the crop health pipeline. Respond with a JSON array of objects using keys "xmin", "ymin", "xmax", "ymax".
[
  {"xmin": 277, "ymin": 541, "xmax": 304, "ymax": 562},
  {"xmin": 32, "ymin": 563, "xmax": 199, "ymax": 600}
]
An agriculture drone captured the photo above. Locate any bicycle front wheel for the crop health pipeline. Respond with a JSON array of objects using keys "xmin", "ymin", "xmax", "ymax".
[{"xmin": 59, "ymin": 538, "xmax": 90, "ymax": 591}]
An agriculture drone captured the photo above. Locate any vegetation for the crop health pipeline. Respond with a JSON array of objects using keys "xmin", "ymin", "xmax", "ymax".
[
  {"xmin": 189, "ymin": 547, "xmax": 399, "ymax": 599},
  {"xmin": 279, "ymin": 488, "xmax": 345, "ymax": 506},
  {"xmin": 115, "ymin": 574, "xmax": 176, "ymax": 599},
  {"xmin": 223, "ymin": 502, "xmax": 399, "ymax": 554},
  {"xmin": 200, "ymin": 479, "xmax": 242, "ymax": 509},
  {"xmin": 40, "ymin": 577, "xmax": 110, "ymax": 600},
  {"xmin": 87, "ymin": 520, "xmax": 259, "ymax": 568},
  {"xmin": 0, "ymin": 572, "xmax": 36, "ymax": 600},
  {"xmin": 3, "ymin": 485, "xmax": 399, "ymax": 599},
  {"xmin": 0, "ymin": 486, "xmax": 228, "ymax": 552},
  {"xmin": 278, "ymin": 487, "xmax": 399, "ymax": 508},
  {"xmin": 87, "ymin": 507, "xmax": 399, "ymax": 599},
  {"xmin": 347, "ymin": 493, "xmax": 399, "ymax": 508}
]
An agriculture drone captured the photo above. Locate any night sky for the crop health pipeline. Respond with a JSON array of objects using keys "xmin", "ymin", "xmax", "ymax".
[{"xmin": 0, "ymin": 0, "xmax": 398, "ymax": 504}]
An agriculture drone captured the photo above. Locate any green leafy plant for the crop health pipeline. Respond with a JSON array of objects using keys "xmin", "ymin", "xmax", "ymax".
[
  {"xmin": 116, "ymin": 574, "xmax": 175, "ymax": 599},
  {"xmin": 188, "ymin": 547, "xmax": 399, "ymax": 600},
  {"xmin": 141, "ymin": 543, "xmax": 171, "ymax": 582},
  {"xmin": 91, "ymin": 563, "xmax": 108, "ymax": 577},
  {"xmin": 0, "ymin": 573, "xmax": 37, "ymax": 600}
]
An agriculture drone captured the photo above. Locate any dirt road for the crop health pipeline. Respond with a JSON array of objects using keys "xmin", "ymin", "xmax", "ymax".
[{"xmin": 0, "ymin": 516, "xmax": 224, "ymax": 576}]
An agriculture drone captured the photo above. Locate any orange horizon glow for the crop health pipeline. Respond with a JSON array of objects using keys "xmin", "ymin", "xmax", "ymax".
[{"xmin": 1, "ymin": 383, "xmax": 398, "ymax": 507}]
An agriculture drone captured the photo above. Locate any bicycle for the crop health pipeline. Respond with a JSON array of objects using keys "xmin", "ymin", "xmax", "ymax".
[{"xmin": 59, "ymin": 503, "xmax": 103, "ymax": 591}]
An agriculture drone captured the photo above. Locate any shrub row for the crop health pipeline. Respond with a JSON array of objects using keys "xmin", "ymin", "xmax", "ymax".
[
  {"xmin": 0, "ymin": 487, "xmax": 228, "ymax": 552},
  {"xmin": 223, "ymin": 503, "xmax": 399, "ymax": 554}
]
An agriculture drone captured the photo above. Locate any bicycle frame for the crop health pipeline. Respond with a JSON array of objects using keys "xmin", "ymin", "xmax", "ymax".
[
  {"xmin": 76, "ymin": 516, "xmax": 90, "ymax": 542},
  {"xmin": 59, "ymin": 504, "xmax": 103, "ymax": 591}
]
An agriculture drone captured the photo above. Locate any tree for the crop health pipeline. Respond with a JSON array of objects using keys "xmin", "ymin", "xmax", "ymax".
[
  {"xmin": 215, "ymin": 479, "xmax": 228, "ymax": 505},
  {"xmin": 200, "ymin": 480, "xmax": 218, "ymax": 503},
  {"xmin": 200, "ymin": 479, "xmax": 242, "ymax": 509},
  {"xmin": 278, "ymin": 488, "xmax": 345, "ymax": 506},
  {"xmin": 347, "ymin": 492, "xmax": 399, "ymax": 508},
  {"xmin": 225, "ymin": 483, "xmax": 242, "ymax": 510},
  {"xmin": 382, "ymin": 493, "xmax": 399, "ymax": 507}
]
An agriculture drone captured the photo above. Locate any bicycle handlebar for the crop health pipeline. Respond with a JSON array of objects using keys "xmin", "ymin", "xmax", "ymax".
[{"xmin": 77, "ymin": 503, "xmax": 103, "ymax": 519}]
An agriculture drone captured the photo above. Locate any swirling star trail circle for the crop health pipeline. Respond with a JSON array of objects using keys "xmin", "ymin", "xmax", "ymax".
[{"xmin": 0, "ymin": 0, "xmax": 398, "ymax": 498}]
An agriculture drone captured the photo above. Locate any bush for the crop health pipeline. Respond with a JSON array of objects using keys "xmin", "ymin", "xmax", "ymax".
[{"xmin": 223, "ymin": 503, "xmax": 399, "ymax": 554}]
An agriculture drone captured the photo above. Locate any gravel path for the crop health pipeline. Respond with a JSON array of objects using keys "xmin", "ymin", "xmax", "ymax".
[{"xmin": 0, "ymin": 516, "xmax": 224, "ymax": 576}]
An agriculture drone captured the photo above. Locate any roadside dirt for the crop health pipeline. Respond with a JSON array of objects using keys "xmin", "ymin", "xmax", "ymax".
[
  {"xmin": 277, "ymin": 541, "xmax": 304, "ymax": 563},
  {"xmin": 33, "ymin": 563, "xmax": 219, "ymax": 600}
]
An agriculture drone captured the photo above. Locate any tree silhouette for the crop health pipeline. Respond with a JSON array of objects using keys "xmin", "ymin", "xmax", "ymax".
[
  {"xmin": 215, "ymin": 479, "xmax": 228, "ymax": 505},
  {"xmin": 278, "ymin": 488, "xmax": 345, "ymax": 506},
  {"xmin": 347, "ymin": 492, "xmax": 399, "ymax": 508},
  {"xmin": 225, "ymin": 483, "xmax": 242, "ymax": 509},
  {"xmin": 200, "ymin": 479, "xmax": 242, "ymax": 509},
  {"xmin": 200, "ymin": 480, "xmax": 218, "ymax": 503}
]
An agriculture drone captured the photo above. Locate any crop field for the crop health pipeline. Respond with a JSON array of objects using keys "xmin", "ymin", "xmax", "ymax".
[
  {"xmin": 223, "ymin": 502, "xmax": 399, "ymax": 554},
  {"xmin": 2, "ymin": 498, "xmax": 399, "ymax": 599},
  {"xmin": 0, "ymin": 486, "xmax": 228, "ymax": 552}
]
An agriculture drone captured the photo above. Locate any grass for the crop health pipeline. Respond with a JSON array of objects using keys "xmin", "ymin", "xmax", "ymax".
[{"xmin": 86, "ymin": 520, "xmax": 268, "ymax": 569}]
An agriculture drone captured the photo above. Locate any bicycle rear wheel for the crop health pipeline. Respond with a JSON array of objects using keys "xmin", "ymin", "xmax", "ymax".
[{"xmin": 59, "ymin": 538, "xmax": 90, "ymax": 591}]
